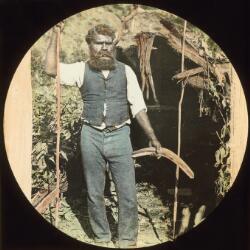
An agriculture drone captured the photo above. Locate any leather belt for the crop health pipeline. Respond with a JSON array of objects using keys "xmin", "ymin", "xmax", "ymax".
[
  {"xmin": 83, "ymin": 122, "xmax": 124, "ymax": 133},
  {"xmin": 103, "ymin": 126, "xmax": 118, "ymax": 133}
]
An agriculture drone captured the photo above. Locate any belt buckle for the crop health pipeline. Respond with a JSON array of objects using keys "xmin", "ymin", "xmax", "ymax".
[{"xmin": 104, "ymin": 126, "xmax": 116, "ymax": 133}]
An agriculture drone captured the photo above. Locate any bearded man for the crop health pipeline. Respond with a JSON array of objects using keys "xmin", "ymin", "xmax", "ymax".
[{"xmin": 45, "ymin": 24, "xmax": 161, "ymax": 248}]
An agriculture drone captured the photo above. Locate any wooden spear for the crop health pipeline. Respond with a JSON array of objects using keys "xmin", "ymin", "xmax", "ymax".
[
  {"xmin": 55, "ymin": 28, "xmax": 61, "ymax": 227},
  {"xmin": 173, "ymin": 20, "xmax": 187, "ymax": 239}
]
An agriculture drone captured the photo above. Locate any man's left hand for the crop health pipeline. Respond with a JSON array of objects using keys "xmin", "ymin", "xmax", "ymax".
[{"xmin": 149, "ymin": 138, "xmax": 162, "ymax": 158}]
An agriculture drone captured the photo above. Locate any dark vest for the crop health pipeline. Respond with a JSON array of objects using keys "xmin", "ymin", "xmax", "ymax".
[{"xmin": 80, "ymin": 60, "xmax": 130, "ymax": 126}]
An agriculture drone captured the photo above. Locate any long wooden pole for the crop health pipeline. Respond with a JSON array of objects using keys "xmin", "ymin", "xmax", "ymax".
[
  {"xmin": 173, "ymin": 20, "xmax": 187, "ymax": 239},
  {"xmin": 55, "ymin": 29, "xmax": 61, "ymax": 227}
]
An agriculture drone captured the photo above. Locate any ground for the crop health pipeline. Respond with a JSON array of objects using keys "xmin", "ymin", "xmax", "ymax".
[{"xmin": 42, "ymin": 182, "xmax": 173, "ymax": 248}]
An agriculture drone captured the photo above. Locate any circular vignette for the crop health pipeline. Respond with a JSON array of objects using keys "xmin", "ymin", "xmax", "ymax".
[{"xmin": 3, "ymin": 3, "xmax": 248, "ymax": 249}]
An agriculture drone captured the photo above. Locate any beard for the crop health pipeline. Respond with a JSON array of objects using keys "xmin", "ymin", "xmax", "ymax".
[{"xmin": 88, "ymin": 50, "xmax": 116, "ymax": 71}]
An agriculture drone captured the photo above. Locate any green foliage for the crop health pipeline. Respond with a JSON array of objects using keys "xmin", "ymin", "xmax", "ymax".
[
  {"xmin": 31, "ymin": 48, "xmax": 83, "ymax": 195},
  {"xmin": 206, "ymin": 79, "xmax": 230, "ymax": 122},
  {"xmin": 103, "ymin": 4, "xmax": 132, "ymax": 17},
  {"xmin": 32, "ymin": 168, "xmax": 55, "ymax": 192},
  {"xmin": 42, "ymin": 196, "xmax": 75, "ymax": 223},
  {"xmin": 199, "ymin": 72, "xmax": 231, "ymax": 197},
  {"xmin": 214, "ymin": 123, "xmax": 231, "ymax": 198},
  {"xmin": 215, "ymin": 167, "xmax": 231, "ymax": 198}
]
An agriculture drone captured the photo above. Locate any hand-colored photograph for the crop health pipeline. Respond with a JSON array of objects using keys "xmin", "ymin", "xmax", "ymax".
[{"xmin": 4, "ymin": 3, "xmax": 248, "ymax": 249}]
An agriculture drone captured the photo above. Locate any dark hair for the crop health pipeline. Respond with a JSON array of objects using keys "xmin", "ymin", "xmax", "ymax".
[{"xmin": 85, "ymin": 24, "xmax": 116, "ymax": 44}]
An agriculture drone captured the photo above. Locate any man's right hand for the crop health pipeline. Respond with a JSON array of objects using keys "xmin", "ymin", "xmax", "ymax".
[
  {"xmin": 53, "ymin": 21, "xmax": 65, "ymax": 33},
  {"xmin": 44, "ymin": 22, "xmax": 64, "ymax": 76}
]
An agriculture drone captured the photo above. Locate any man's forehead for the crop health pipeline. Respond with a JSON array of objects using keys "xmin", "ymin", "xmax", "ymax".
[{"xmin": 93, "ymin": 34, "xmax": 113, "ymax": 42}]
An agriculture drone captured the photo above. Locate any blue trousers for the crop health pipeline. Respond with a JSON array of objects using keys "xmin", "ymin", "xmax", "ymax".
[{"xmin": 80, "ymin": 124, "xmax": 138, "ymax": 245}]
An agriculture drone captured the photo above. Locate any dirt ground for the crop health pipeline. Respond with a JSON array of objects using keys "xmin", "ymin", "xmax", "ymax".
[{"xmin": 43, "ymin": 182, "xmax": 173, "ymax": 248}]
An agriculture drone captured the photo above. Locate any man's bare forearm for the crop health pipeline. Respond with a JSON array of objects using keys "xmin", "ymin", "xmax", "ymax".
[
  {"xmin": 44, "ymin": 29, "xmax": 58, "ymax": 76},
  {"xmin": 135, "ymin": 110, "xmax": 157, "ymax": 140},
  {"xmin": 135, "ymin": 110, "xmax": 161, "ymax": 152}
]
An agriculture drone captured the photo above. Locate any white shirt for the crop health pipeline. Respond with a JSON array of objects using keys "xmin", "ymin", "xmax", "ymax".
[{"xmin": 60, "ymin": 61, "xmax": 147, "ymax": 128}]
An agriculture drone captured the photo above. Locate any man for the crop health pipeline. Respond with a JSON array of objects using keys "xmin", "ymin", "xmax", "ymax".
[{"xmin": 45, "ymin": 24, "xmax": 161, "ymax": 248}]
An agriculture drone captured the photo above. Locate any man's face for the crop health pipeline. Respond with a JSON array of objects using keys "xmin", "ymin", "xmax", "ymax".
[
  {"xmin": 88, "ymin": 34, "xmax": 116, "ymax": 71},
  {"xmin": 90, "ymin": 34, "xmax": 114, "ymax": 58}
]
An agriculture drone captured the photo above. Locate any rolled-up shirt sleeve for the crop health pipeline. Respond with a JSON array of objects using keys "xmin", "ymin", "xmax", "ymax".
[
  {"xmin": 125, "ymin": 65, "xmax": 147, "ymax": 117},
  {"xmin": 60, "ymin": 61, "xmax": 85, "ymax": 87}
]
